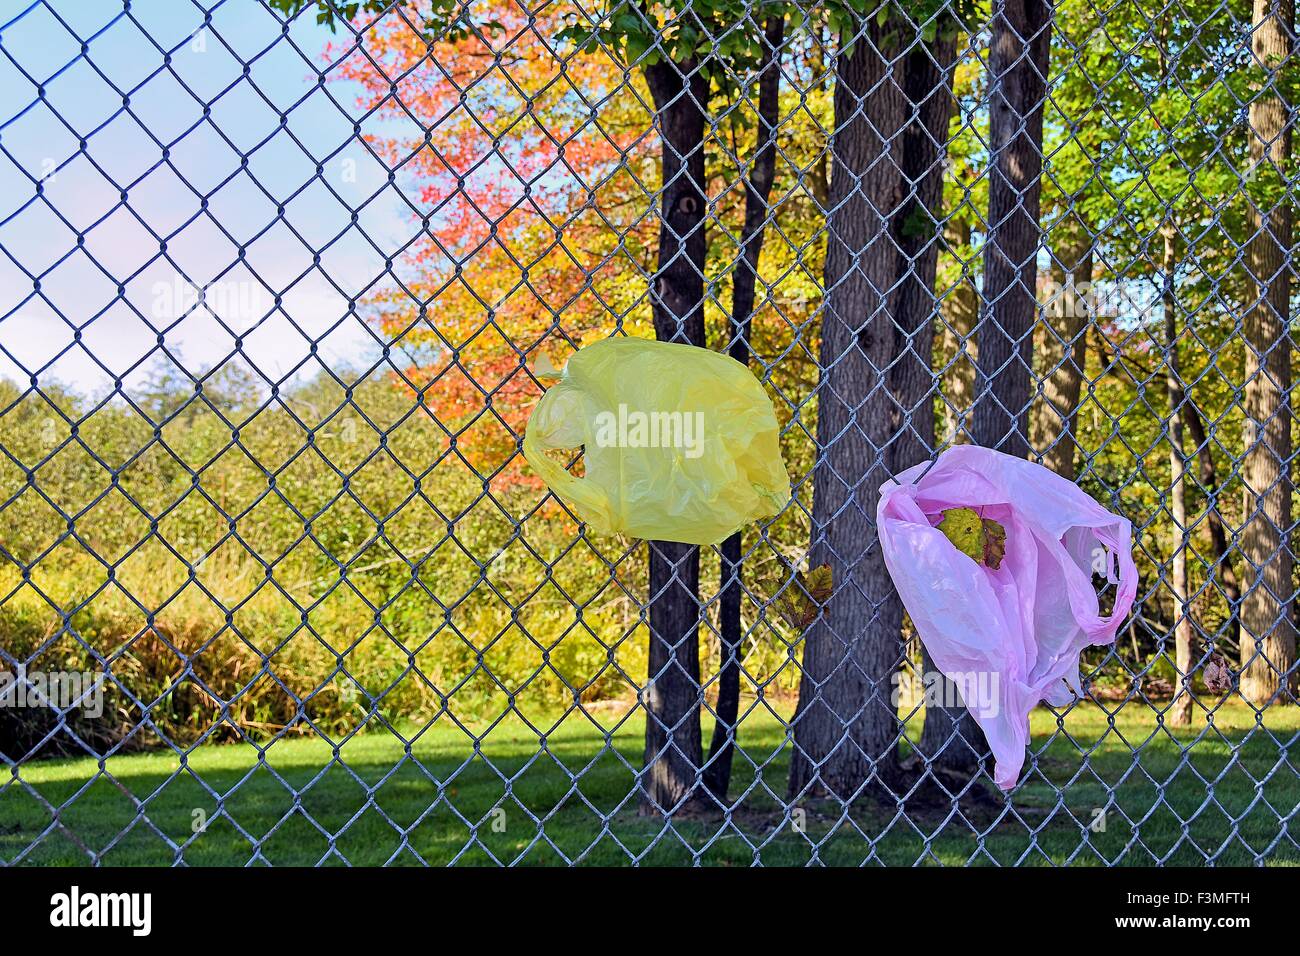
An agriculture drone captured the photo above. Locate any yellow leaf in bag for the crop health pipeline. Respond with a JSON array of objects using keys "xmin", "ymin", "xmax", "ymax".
[{"xmin": 523, "ymin": 337, "xmax": 790, "ymax": 545}]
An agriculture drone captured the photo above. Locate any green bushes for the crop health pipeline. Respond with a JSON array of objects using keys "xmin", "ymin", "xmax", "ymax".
[
  {"xmin": 0, "ymin": 370, "xmax": 664, "ymax": 754},
  {"xmin": 0, "ymin": 357, "xmax": 820, "ymax": 760}
]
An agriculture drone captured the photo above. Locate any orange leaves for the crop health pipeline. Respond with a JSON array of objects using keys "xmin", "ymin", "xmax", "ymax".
[{"xmin": 325, "ymin": 4, "xmax": 655, "ymax": 488}]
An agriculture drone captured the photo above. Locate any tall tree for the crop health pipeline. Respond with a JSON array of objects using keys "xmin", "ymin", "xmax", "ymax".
[
  {"xmin": 789, "ymin": 7, "xmax": 958, "ymax": 799},
  {"xmin": 1183, "ymin": 401, "xmax": 1242, "ymax": 647},
  {"xmin": 306, "ymin": 0, "xmax": 774, "ymax": 811},
  {"xmin": 1240, "ymin": 0, "xmax": 1297, "ymax": 707},
  {"xmin": 935, "ymin": 52, "xmax": 987, "ymax": 449},
  {"xmin": 1029, "ymin": 0, "xmax": 1109, "ymax": 482},
  {"xmin": 937, "ymin": 219, "xmax": 980, "ymax": 444},
  {"xmin": 922, "ymin": 0, "xmax": 1050, "ymax": 779},
  {"xmin": 309, "ymin": 0, "xmax": 657, "ymax": 484},
  {"xmin": 563, "ymin": 2, "xmax": 796, "ymax": 813},
  {"xmin": 640, "ymin": 47, "xmax": 711, "ymax": 812},
  {"xmin": 1043, "ymin": 0, "xmax": 1254, "ymax": 707},
  {"xmin": 918, "ymin": 37, "xmax": 988, "ymax": 779},
  {"xmin": 1162, "ymin": 223, "xmax": 1196, "ymax": 726},
  {"xmin": 1030, "ymin": 214, "xmax": 1092, "ymax": 479},
  {"xmin": 971, "ymin": 0, "xmax": 1052, "ymax": 456},
  {"xmin": 706, "ymin": 13, "xmax": 787, "ymax": 801}
]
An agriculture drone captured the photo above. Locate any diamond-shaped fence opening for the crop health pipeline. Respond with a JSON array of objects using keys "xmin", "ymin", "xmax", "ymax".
[{"xmin": 0, "ymin": 0, "xmax": 1296, "ymax": 867}]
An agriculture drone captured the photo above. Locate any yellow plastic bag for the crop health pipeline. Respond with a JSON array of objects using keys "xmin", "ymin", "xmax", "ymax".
[{"xmin": 523, "ymin": 337, "xmax": 790, "ymax": 545}]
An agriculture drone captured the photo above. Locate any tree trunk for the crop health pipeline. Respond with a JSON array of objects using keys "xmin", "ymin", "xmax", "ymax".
[
  {"xmin": 921, "ymin": 0, "xmax": 1051, "ymax": 780},
  {"xmin": 708, "ymin": 15, "xmax": 785, "ymax": 802},
  {"xmin": 1182, "ymin": 399, "xmax": 1242, "ymax": 647},
  {"xmin": 972, "ymin": 0, "xmax": 1052, "ymax": 458},
  {"xmin": 1162, "ymin": 226, "xmax": 1195, "ymax": 727},
  {"xmin": 789, "ymin": 20, "xmax": 954, "ymax": 801},
  {"xmin": 640, "ymin": 61, "xmax": 709, "ymax": 814},
  {"xmin": 1030, "ymin": 218, "xmax": 1091, "ymax": 479},
  {"xmin": 906, "ymin": 41, "xmax": 989, "ymax": 779},
  {"xmin": 895, "ymin": 36, "xmax": 957, "ymax": 782},
  {"xmin": 938, "ymin": 220, "xmax": 979, "ymax": 444},
  {"xmin": 1240, "ymin": 0, "xmax": 1298, "ymax": 707}
]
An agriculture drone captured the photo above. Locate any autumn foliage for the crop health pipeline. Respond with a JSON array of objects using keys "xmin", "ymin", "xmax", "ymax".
[{"xmin": 330, "ymin": 3, "xmax": 659, "ymax": 486}]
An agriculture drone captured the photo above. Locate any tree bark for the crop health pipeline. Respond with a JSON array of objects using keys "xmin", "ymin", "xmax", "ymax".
[
  {"xmin": 891, "ymin": 30, "xmax": 953, "ymax": 489},
  {"xmin": 1030, "ymin": 218, "xmax": 1091, "ymax": 480},
  {"xmin": 708, "ymin": 15, "xmax": 785, "ymax": 802},
  {"xmin": 1240, "ymin": 0, "xmax": 1298, "ymax": 707},
  {"xmin": 938, "ymin": 220, "xmax": 979, "ymax": 444},
  {"xmin": 789, "ymin": 20, "xmax": 954, "ymax": 801},
  {"xmin": 1162, "ymin": 226, "xmax": 1195, "ymax": 727},
  {"xmin": 640, "ymin": 60, "xmax": 709, "ymax": 814},
  {"xmin": 920, "ymin": 192, "xmax": 985, "ymax": 782},
  {"xmin": 1182, "ymin": 399, "xmax": 1242, "ymax": 647},
  {"xmin": 972, "ymin": 0, "xmax": 1053, "ymax": 457},
  {"xmin": 896, "ymin": 36, "xmax": 958, "ymax": 782},
  {"xmin": 920, "ymin": 0, "xmax": 1051, "ymax": 780}
]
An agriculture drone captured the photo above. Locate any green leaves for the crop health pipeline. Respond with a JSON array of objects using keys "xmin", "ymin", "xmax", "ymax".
[
  {"xmin": 773, "ymin": 563, "xmax": 833, "ymax": 629},
  {"xmin": 556, "ymin": 4, "xmax": 660, "ymax": 66},
  {"xmin": 267, "ymin": 0, "xmax": 393, "ymax": 31},
  {"xmin": 937, "ymin": 507, "xmax": 1006, "ymax": 570},
  {"xmin": 555, "ymin": 0, "xmax": 786, "ymax": 89},
  {"xmin": 269, "ymin": 0, "xmax": 490, "ymax": 41}
]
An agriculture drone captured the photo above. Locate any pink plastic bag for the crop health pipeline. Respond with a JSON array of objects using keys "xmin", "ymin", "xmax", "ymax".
[{"xmin": 878, "ymin": 445, "xmax": 1137, "ymax": 790}]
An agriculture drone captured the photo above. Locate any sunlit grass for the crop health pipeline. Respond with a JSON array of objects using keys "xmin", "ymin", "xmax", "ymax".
[{"xmin": 3, "ymin": 698, "xmax": 1295, "ymax": 865}]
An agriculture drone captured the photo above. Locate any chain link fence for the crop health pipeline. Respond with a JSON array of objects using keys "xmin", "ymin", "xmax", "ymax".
[{"xmin": 0, "ymin": 0, "xmax": 1297, "ymax": 865}]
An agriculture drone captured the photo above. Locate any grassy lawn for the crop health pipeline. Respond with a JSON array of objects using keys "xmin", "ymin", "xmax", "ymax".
[{"xmin": 2, "ymin": 700, "xmax": 1296, "ymax": 865}]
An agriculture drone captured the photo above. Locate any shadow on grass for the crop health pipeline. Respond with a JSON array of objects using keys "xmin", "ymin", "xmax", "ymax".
[{"xmin": 2, "ymin": 702, "xmax": 1296, "ymax": 865}]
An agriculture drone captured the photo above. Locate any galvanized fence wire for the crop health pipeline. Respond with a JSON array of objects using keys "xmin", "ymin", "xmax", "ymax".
[{"xmin": 0, "ymin": 0, "xmax": 1297, "ymax": 865}]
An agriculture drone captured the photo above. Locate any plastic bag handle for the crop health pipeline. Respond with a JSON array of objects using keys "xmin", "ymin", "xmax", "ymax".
[{"xmin": 522, "ymin": 380, "xmax": 616, "ymax": 532}]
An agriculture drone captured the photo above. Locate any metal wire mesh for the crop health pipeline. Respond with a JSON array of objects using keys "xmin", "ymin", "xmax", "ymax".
[{"xmin": 0, "ymin": 0, "xmax": 1297, "ymax": 865}]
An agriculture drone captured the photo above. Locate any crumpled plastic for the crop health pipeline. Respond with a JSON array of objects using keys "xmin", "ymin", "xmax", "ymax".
[
  {"xmin": 523, "ymin": 337, "xmax": 790, "ymax": 545},
  {"xmin": 878, "ymin": 445, "xmax": 1137, "ymax": 790}
]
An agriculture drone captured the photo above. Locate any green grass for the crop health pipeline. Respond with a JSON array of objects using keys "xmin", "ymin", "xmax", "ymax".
[{"xmin": 2, "ymin": 700, "xmax": 1296, "ymax": 865}]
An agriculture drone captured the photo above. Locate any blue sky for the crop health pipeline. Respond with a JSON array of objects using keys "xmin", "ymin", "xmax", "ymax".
[{"xmin": 0, "ymin": 0, "xmax": 417, "ymax": 397}]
